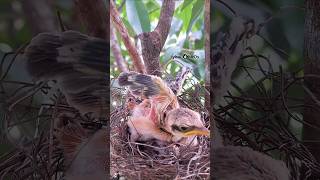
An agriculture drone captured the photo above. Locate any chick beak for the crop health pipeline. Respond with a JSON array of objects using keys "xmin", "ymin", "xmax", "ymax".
[{"xmin": 184, "ymin": 127, "xmax": 210, "ymax": 137}]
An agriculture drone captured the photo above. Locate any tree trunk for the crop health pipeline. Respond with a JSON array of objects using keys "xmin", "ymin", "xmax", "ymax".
[
  {"xmin": 303, "ymin": 0, "xmax": 320, "ymax": 176},
  {"xmin": 138, "ymin": 0, "xmax": 175, "ymax": 76}
]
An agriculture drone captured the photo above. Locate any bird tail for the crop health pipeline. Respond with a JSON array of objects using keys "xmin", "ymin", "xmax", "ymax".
[{"xmin": 118, "ymin": 72, "xmax": 179, "ymax": 110}]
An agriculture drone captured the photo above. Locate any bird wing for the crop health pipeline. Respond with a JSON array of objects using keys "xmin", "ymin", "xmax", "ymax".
[
  {"xmin": 25, "ymin": 31, "xmax": 108, "ymax": 117},
  {"xmin": 118, "ymin": 72, "xmax": 179, "ymax": 124}
]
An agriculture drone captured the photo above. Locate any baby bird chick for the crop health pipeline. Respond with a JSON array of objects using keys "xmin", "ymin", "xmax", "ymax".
[
  {"xmin": 163, "ymin": 108, "xmax": 209, "ymax": 146},
  {"xmin": 127, "ymin": 99, "xmax": 173, "ymax": 143},
  {"xmin": 119, "ymin": 72, "xmax": 209, "ymax": 146}
]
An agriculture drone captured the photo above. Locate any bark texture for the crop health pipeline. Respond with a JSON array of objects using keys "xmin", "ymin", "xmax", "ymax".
[
  {"xmin": 138, "ymin": 0, "xmax": 175, "ymax": 76},
  {"xmin": 303, "ymin": 0, "xmax": 320, "ymax": 167}
]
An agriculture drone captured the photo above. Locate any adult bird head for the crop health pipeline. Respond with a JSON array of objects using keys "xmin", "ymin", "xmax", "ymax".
[{"xmin": 163, "ymin": 108, "xmax": 209, "ymax": 140}]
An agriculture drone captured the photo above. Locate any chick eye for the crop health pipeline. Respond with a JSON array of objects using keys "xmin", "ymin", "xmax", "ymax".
[{"xmin": 179, "ymin": 126, "xmax": 189, "ymax": 131}]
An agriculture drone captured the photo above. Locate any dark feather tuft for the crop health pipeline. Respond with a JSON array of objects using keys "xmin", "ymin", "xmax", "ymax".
[{"xmin": 118, "ymin": 72, "xmax": 160, "ymax": 98}]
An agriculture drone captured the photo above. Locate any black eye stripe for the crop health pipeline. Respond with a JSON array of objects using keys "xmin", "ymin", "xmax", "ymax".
[
  {"xmin": 171, "ymin": 124, "xmax": 180, "ymax": 131},
  {"xmin": 180, "ymin": 126, "xmax": 188, "ymax": 131}
]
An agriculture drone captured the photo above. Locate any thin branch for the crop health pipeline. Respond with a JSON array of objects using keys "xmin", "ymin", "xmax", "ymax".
[
  {"xmin": 168, "ymin": 66, "xmax": 191, "ymax": 95},
  {"xmin": 211, "ymin": 17, "xmax": 257, "ymax": 104},
  {"xmin": 154, "ymin": 0, "xmax": 175, "ymax": 47},
  {"xmin": 110, "ymin": 24, "xmax": 128, "ymax": 72},
  {"xmin": 205, "ymin": 0, "xmax": 210, "ymax": 109},
  {"xmin": 110, "ymin": 0, "xmax": 146, "ymax": 74},
  {"xmin": 56, "ymin": 11, "xmax": 66, "ymax": 32}
]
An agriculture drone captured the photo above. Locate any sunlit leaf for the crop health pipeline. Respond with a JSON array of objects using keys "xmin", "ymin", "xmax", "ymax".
[
  {"xmin": 126, "ymin": 0, "xmax": 151, "ymax": 34},
  {"xmin": 175, "ymin": 1, "xmax": 192, "ymax": 33},
  {"xmin": 184, "ymin": 0, "xmax": 204, "ymax": 47},
  {"xmin": 180, "ymin": 0, "xmax": 193, "ymax": 11},
  {"xmin": 169, "ymin": 17, "xmax": 183, "ymax": 37},
  {"xmin": 162, "ymin": 46, "xmax": 181, "ymax": 64}
]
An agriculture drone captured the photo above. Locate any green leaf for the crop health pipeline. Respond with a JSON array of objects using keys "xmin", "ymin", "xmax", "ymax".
[
  {"xmin": 175, "ymin": 1, "xmax": 193, "ymax": 33},
  {"xmin": 162, "ymin": 46, "xmax": 181, "ymax": 64},
  {"xmin": 180, "ymin": 0, "xmax": 193, "ymax": 11},
  {"xmin": 126, "ymin": 0, "xmax": 151, "ymax": 34},
  {"xmin": 184, "ymin": 0, "xmax": 204, "ymax": 46},
  {"xmin": 170, "ymin": 62, "xmax": 178, "ymax": 74}
]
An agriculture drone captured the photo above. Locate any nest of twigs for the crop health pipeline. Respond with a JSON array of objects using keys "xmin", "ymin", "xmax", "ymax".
[{"xmin": 110, "ymin": 80, "xmax": 210, "ymax": 180}]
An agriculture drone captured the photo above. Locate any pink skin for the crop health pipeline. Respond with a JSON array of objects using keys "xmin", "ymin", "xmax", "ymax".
[{"xmin": 149, "ymin": 101, "xmax": 159, "ymax": 125}]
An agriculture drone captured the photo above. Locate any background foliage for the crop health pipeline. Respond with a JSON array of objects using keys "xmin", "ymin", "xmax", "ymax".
[
  {"xmin": 212, "ymin": 0, "xmax": 320, "ymax": 178},
  {"xmin": 213, "ymin": 0, "xmax": 304, "ymax": 143},
  {"xmin": 111, "ymin": 0, "xmax": 205, "ymax": 82},
  {"xmin": 0, "ymin": 0, "xmax": 206, "ymax": 160}
]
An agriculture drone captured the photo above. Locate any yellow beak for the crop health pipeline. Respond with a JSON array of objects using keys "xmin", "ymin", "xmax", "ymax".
[{"xmin": 183, "ymin": 127, "xmax": 210, "ymax": 137}]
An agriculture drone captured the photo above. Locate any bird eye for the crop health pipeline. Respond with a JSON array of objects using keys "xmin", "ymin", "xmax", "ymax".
[
  {"xmin": 171, "ymin": 125, "xmax": 191, "ymax": 132},
  {"xmin": 179, "ymin": 126, "xmax": 188, "ymax": 131}
]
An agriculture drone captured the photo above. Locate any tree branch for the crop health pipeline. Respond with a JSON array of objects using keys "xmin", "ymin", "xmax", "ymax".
[
  {"xmin": 168, "ymin": 67, "xmax": 191, "ymax": 95},
  {"xmin": 111, "ymin": 24, "xmax": 128, "ymax": 72},
  {"xmin": 110, "ymin": 0, "xmax": 146, "ymax": 74},
  {"xmin": 154, "ymin": 0, "xmax": 175, "ymax": 47},
  {"xmin": 211, "ymin": 17, "xmax": 256, "ymax": 104},
  {"xmin": 211, "ymin": 18, "xmax": 257, "ymax": 148},
  {"xmin": 205, "ymin": 0, "xmax": 210, "ymax": 109},
  {"xmin": 74, "ymin": 0, "xmax": 109, "ymax": 39},
  {"xmin": 138, "ymin": 0, "xmax": 175, "ymax": 76},
  {"xmin": 303, "ymin": 0, "xmax": 320, "ymax": 170}
]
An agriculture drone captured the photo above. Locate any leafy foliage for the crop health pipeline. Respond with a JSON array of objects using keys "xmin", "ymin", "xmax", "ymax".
[{"xmin": 111, "ymin": 0, "xmax": 205, "ymax": 86}]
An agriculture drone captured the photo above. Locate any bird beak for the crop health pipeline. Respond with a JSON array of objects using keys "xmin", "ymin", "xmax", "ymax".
[{"xmin": 184, "ymin": 127, "xmax": 210, "ymax": 137}]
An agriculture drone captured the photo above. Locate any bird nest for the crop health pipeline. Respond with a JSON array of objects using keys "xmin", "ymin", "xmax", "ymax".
[{"xmin": 110, "ymin": 80, "xmax": 210, "ymax": 180}]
